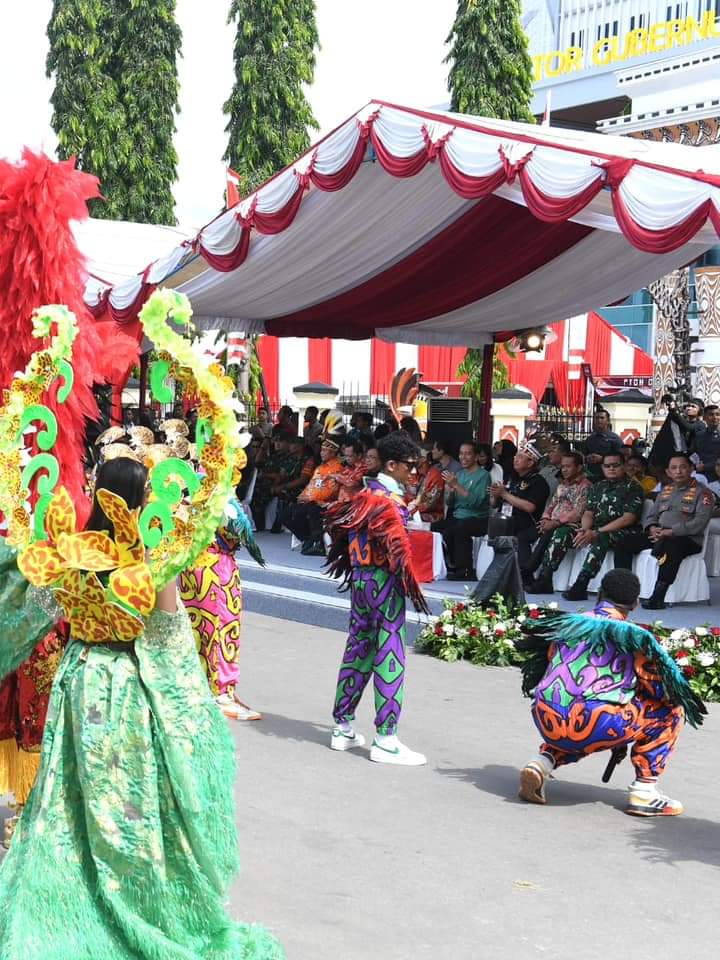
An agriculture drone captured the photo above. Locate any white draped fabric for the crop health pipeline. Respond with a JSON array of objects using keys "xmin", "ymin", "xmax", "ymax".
[{"xmin": 83, "ymin": 101, "xmax": 719, "ymax": 342}]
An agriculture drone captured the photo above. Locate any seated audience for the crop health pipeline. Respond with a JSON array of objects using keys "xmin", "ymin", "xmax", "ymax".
[
  {"xmin": 334, "ymin": 439, "xmax": 367, "ymax": 502},
  {"xmin": 347, "ymin": 411, "xmax": 375, "ymax": 449},
  {"xmin": 526, "ymin": 451, "xmax": 592, "ymax": 593},
  {"xmin": 399, "ymin": 416, "xmax": 423, "ymax": 444},
  {"xmin": 431, "ymin": 438, "xmax": 460, "ymax": 475},
  {"xmin": 476, "ymin": 442, "xmax": 503, "ymax": 485},
  {"xmin": 364, "ymin": 446, "xmax": 381, "ymax": 478},
  {"xmin": 409, "ymin": 447, "xmax": 445, "ymax": 523},
  {"xmin": 694, "ymin": 404, "xmax": 720, "ymax": 477},
  {"xmin": 625, "ymin": 453, "xmax": 656, "ymax": 496},
  {"xmin": 493, "ymin": 438, "xmax": 518, "ymax": 482},
  {"xmin": 560, "ymin": 452, "xmax": 644, "ymax": 601},
  {"xmin": 432, "ymin": 442, "xmax": 490, "ymax": 581},
  {"xmin": 614, "ymin": 453, "xmax": 714, "ymax": 609},
  {"xmin": 275, "ymin": 404, "xmax": 296, "ymax": 438},
  {"xmin": 303, "ymin": 406, "xmax": 323, "ymax": 454},
  {"xmin": 489, "ymin": 443, "xmax": 549, "ymax": 574},
  {"xmin": 253, "ymin": 407, "xmax": 273, "ymax": 439},
  {"xmin": 270, "ymin": 438, "xmax": 317, "ymax": 532},
  {"xmin": 584, "ymin": 409, "xmax": 623, "ymax": 482},
  {"xmin": 282, "ymin": 437, "xmax": 343, "ymax": 555},
  {"xmin": 250, "ymin": 429, "xmax": 294, "ymax": 531},
  {"xmin": 539, "ymin": 439, "xmax": 570, "ymax": 498}
]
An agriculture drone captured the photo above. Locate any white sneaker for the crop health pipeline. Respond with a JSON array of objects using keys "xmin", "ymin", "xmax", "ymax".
[
  {"xmin": 215, "ymin": 694, "xmax": 262, "ymax": 721},
  {"xmin": 330, "ymin": 727, "xmax": 366, "ymax": 751},
  {"xmin": 626, "ymin": 783, "xmax": 683, "ymax": 817},
  {"xmin": 369, "ymin": 736, "xmax": 427, "ymax": 766}
]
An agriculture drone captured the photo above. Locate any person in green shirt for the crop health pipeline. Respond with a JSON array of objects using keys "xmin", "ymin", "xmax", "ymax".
[{"xmin": 431, "ymin": 441, "xmax": 490, "ymax": 580}]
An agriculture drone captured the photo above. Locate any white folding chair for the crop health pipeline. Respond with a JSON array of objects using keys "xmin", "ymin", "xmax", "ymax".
[
  {"xmin": 634, "ymin": 524, "xmax": 711, "ymax": 605},
  {"xmin": 705, "ymin": 519, "xmax": 720, "ymax": 577},
  {"xmin": 568, "ymin": 546, "xmax": 615, "ymax": 593},
  {"xmin": 239, "ymin": 468, "xmax": 258, "ymax": 528},
  {"xmin": 474, "ymin": 536, "xmax": 494, "ymax": 580}
]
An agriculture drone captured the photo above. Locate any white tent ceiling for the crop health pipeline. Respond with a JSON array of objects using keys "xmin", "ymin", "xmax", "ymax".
[{"xmin": 84, "ymin": 101, "xmax": 720, "ymax": 346}]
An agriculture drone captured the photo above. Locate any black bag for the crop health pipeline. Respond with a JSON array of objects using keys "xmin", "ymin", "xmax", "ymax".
[{"xmin": 470, "ymin": 535, "xmax": 525, "ymax": 606}]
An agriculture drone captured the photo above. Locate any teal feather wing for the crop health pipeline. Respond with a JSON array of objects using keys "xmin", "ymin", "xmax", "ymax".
[
  {"xmin": 225, "ymin": 504, "xmax": 266, "ymax": 567},
  {"xmin": 551, "ymin": 614, "xmax": 707, "ymax": 728}
]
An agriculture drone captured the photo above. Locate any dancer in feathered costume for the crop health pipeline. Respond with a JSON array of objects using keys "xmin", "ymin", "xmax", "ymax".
[
  {"xmin": 0, "ymin": 151, "xmax": 138, "ymax": 836},
  {"xmin": 180, "ymin": 498, "xmax": 266, "ymax": 721},
  {"xmin": 324, "ymin": 431, "xmax": 430, "ymax": 766},
  {"xmin": 0, "ymin": 284, "xmax": 284, "ymax": 958},
  {"xmin": 516, "ymin": 568, "xmax": 706, "ymax": 817}
]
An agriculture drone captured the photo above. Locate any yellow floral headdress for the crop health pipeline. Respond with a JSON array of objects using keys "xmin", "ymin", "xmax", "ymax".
[{"xmin": 0, "ymin": 289, "xmax": 245, "ymax": 641}]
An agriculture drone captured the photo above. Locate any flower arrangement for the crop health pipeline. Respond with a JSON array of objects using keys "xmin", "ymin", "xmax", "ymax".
[
  {"xmin": 649, "ymin": 623, "xmax": 720, "ymax": 702},
  {"xmin": 416, "ymin": 599, "xmax": 720, "ymax": 703},
  {"xmin": 415, "ymin": 595, "xmax": 557, "ymax": 666}
]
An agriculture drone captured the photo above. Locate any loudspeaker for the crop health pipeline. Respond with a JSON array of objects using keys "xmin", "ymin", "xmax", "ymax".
[{"xmin": 425, "ymin": 421, "xmax": 473, "ymax": 458}]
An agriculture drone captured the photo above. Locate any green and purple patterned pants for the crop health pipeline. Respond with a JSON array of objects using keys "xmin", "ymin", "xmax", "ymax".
[{"xmin": 333, "ymin": 566, "xmax": 406, "ymax": 736}]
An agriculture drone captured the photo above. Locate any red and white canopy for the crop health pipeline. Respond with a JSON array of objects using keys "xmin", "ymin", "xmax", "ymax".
[{"xmin": 84, "ymin": 100, "xmax": 720, "ymax": 346}]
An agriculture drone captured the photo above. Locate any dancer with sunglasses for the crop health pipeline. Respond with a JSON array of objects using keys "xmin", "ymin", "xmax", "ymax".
[{"xmin": 324, "ymin": 431, "xmax": 430, "ymax": 766}]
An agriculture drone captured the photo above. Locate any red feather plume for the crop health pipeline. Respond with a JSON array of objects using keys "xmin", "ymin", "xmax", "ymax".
[{"xmin": 0, "ymin": 150, "xmax": 137, "ymax": 521}]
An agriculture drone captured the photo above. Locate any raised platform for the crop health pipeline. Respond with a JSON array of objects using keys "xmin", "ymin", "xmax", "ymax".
[{"xmin": 240, "ymin": 532, "xmax": 720, "ymax": 638}]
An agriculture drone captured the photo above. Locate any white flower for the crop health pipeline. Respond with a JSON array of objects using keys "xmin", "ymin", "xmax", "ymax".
[
  {"xmin": 527, "ymin": 603, "xmax": 538, "ymax": 611},
  {"xmin": 455, "ymin": 628, "xmax": 468, "ymax": 641},
  {"xmin": 548, "ymin": 602, "xmax": 559, "ymax": 610},
  {"xmin": 516, "ymin": 614, "xmax": 526, "ymax": 624},
  {"xmin": 495, "ymin": 621, "xmax": 506, "ymax": 632},
  {"xmin": 504, "ymin": 636, "xmax": 516, "ymax": 648},
  {"xmin": 670, "ymin": 629, "xmax": 687, "ymax": 641},
  {"xmin": 480, "ymin": 625, "xmax": 490, "ymax": 635},
  {"xmin": 684, "ymin": 637, "xmax": 696, "ymax": 649},
  {"xmin": 675, "ymin": 655, "xmax": 690, "ymax": 667},
  {"xmin": 442, "ymin": 624, "xmax": 455, "ymax": 636},
  {"xmin": 694, "ymin": 627, "xmax": 708, "ymax": 637},
  {"xmin": 441, "ymin": 610, "xmax": 454, "ymax": 622},
  {"xmin": 698, "ymin": 652, "xmax": 716, "ymax": 667}
]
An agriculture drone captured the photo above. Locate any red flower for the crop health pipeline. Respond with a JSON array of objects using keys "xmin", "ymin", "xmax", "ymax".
[
  {"xmin": 529, "ymin": 609, "xmax": 540, "ymax": 620},
  {"xmin": 683, "ymin": 666, "xmax": 697, "ymax": 678},
  {"xmin": 468, "ymin": 627, "xmax": 479, "ymax": 638},
  {"xmin": 487, "ymin": 610, "xmax": 497, "ymax": 619},
  {"xmin": 674, "ymin": 649, "xmax": 692, "ymax": 661},
  {"xmin": 453, "ymin": 603, "xmax": 466, "ymax": 614},
  {"xmin": 434, "ymin": 623, "xmax": 444, "ymax": 637},
  {"xmin": 494, "ymin": 625, "xmax": 506, "ymax": 636},
  {"xmin": 711, "ymin": 627, "xmax": 720, "ymax": 637}
]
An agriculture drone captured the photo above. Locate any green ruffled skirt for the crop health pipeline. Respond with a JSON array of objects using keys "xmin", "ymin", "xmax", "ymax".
[{"xmin": 0, "ymin": 604, "xmax": 283, "ymax": 960}]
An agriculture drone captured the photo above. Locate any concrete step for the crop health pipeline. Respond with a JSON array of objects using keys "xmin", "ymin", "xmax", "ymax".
[{"xmin": 235, "ymin": 534, "xmax": 472, "ymax": 642}]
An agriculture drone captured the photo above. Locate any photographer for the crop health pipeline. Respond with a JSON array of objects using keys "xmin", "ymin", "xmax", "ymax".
[{"xmin": 693, "ymin": 405, "xmax": 720, "ymax": 477}]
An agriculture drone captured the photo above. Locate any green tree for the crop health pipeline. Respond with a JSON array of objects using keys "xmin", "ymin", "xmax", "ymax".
[
  {"xmin": 46, "ymin": 0, "xmax": 181, "ymax": 223},
  {"xmin": 458, "ymin": 345, "xmax": 510, "ymax": 399},
  {"xmin": 445, "ymin": 0, "xmax": 535, "ymax": 122},
  {"xmin": 223, "ymin": 0, "xmax": 319, "ymax": 193},
  {"xmin": 112, "ymin": 0, "xmax": 181, "ymax": 224},
  {"xmin": 448, "ymin": 1, "xmax": 533, "ymax": 398}
]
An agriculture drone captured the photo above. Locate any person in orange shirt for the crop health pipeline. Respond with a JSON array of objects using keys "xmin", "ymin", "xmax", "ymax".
[
  {"xmin": 334, "ymin": 440, "xmax": 367, "ymax": 503},
  {"xmin": 284, "ymin": 436, "xmax": 343, "ymax": 555}
]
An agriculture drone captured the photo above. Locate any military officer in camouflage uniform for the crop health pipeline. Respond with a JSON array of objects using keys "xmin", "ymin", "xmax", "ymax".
[
  {"xmin": 561, "ymin": 452, "xmax": 645, "ymax": 600},
  {"xmin": 614, "ymin": 452, "xmax": 714, "ymax": 609}
]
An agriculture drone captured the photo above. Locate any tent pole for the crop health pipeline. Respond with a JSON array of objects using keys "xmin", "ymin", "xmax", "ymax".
[{"xmin": 477, "ymin": 341, "xmax": 494, "ymax": 441}]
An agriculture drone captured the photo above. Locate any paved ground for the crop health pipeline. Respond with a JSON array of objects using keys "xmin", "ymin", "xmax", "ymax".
[{"xmin": 227, "ymin": 612, "xmax": 720, "ymax": 960}]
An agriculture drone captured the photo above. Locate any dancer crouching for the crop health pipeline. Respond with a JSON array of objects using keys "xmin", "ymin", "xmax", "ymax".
[{"xmin": 516, "ymin": 569, "xmax": 705, "ymax": 816}]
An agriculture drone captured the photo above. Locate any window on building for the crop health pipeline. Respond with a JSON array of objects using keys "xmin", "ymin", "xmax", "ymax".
[
  {"xmin": 569, "ymin": 29, "xmax": 585, "ymax": 47},
  {"xmin": 597, "ymin": 291, "xmax": 654, "ymax": 355},
  {"xmin": 630, "ymin": 14, "xmax": 647, "ymax": 29},
  {"xmin": 611, "ymin": 20, "xmax": 619, "ymax": 35}
]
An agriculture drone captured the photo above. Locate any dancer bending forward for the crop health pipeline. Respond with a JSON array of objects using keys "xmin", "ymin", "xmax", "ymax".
[
  {"xmin": 516, "ymin": 569, "xmax": 705, "ymax": 817},
  {"xmin": 324, "ymin": 431, "xmax": 429, "ymax": 766}
]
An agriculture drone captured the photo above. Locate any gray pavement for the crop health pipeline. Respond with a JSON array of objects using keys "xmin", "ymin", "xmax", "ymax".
[{"xmin": 230, "ymin": 611, "xmax": 720, "ymax": 960}]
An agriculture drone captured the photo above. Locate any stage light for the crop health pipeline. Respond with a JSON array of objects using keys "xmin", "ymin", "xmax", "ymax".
[{"xmin": 509, "ymin": 326, "xmax": 556, "ymax": 353}]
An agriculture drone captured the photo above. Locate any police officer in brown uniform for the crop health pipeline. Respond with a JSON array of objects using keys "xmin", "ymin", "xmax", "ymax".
[{"xmin": 614, "ymin": 453, "xmax": 714, "ymax": 609}]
